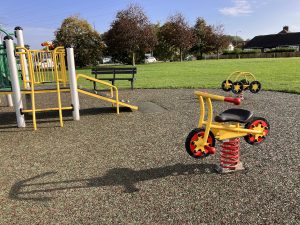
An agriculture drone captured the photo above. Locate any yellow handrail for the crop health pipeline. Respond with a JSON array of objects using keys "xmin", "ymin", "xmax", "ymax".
[
  {"xmin": 77, "ymin": 74, "xmax": 118, "ymax": 88},
  {"xmin": 76, "ymin": 74, "xmax": 120, "ymax": 114}
]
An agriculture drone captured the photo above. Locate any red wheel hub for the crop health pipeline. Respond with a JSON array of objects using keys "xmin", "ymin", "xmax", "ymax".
[
  {"xmin": 190, "ymin": 131, "xmax": 214, "ymax": 157},
  {"xmin": 248, "ymin": 120, "xmax": 269, "ymax": 143}
]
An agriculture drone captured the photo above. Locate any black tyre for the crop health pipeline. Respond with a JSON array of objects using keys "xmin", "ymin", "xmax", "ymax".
[
  {"xmin": 231, "ymin": 81, "xmax": 243, "ymax": 94},
  {"xmin": 249, "ymin": 81, "xmax": 261, "ymax": 93},
  {"xmin": 221, "ymin": 80, "xmax": 233, "ymax": 92},
  {"xmin": 244, "ymin": 117, "xmax": 270, "ymax": 145},
  {"xmin": 185, "ymin": 128, "xmax": 216, "ymax": 158},
  {"xmin": 240, "ymin": 79, "xmax": 250, "ymax": 90}
]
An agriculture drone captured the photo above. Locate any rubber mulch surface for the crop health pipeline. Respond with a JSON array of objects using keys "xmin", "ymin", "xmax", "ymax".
[{"xmin": 0, "ymin": 89, "xmax": 299, "ymax": 224}]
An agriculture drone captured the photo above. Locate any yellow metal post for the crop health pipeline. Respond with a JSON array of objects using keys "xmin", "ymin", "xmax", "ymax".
[
  {"xmin": 198, "ymin": 96, "xmax": 205, "ymax": 128},
  {"xmin": 53, "ymin": 47, "xmax": 64, "ymax": 127}
]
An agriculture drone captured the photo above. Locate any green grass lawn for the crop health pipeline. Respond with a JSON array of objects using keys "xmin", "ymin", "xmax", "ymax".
[{"xmin": 76, "ymin": 57, "xmax": 300, "ymax": 93}]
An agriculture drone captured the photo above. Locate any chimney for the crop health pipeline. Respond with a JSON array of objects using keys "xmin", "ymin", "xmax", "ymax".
[{"xmin": 283, "ymin": 26, "xmax": 289, "ymax": 32}]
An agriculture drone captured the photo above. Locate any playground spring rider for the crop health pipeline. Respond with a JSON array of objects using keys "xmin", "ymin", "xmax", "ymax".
[
  {"xmin": 221, "ymin": 71, "xmax": 262, "ymax": 96},
  {"xmin": 185, "ymin": 91, "xmax": 270, "ymax": 173}
]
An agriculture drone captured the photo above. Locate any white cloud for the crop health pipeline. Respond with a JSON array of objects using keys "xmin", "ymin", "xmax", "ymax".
[
  {"xmin": 219, "ymin": 0, "xmax": 253, "ymax": 16},
  {"xmin": 289, "ymin": 24, "xmax": 300, "ymax": 32}
]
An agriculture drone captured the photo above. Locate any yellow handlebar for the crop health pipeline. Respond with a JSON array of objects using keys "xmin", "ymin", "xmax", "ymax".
[
  {"xmin": 194, "ymin": 91, "xmax": 225, "ymax": 101},
  {"xmin": 195, "ymin": 91, "xmax": 241, "ymax": 105}
]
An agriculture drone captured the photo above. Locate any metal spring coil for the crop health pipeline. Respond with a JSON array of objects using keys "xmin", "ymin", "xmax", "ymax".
[{"xmin": 220, "ymin": 138, "xmax": 240, "ymax": 169}]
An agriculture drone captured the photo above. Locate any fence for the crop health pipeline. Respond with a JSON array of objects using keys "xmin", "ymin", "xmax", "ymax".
[{"xmin": 204, "ymin": 51, "xmax": 300, "ymax": 60}]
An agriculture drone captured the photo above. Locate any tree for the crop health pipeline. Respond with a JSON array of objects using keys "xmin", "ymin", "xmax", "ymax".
[
  {"xmin": 152, "ymin": 23, "xmax": 174, "ymax": 61},
  {"xmin": 54, "ymin": 16, "xmax": 103, "ymax": 67},
  {"xmin": 211, "ymin": 24, "xmax": 230, "ymax": 59},
  {"xmin": 226, "ymin": 35, "xmax": 244, "ymax": 48},
  {"xmin": 191, "ymin": 17, "xmax": 215, "ymax": 59},
  {"xmin": 104, "ymin": 4, "xmax": 157, "ymax": 65},
  {"xmin": 160, "ymin": 13, "xmax": 195, "ymax": 61}
]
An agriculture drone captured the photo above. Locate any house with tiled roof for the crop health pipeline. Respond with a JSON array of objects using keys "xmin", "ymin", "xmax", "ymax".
[{"xmin": 244, "ymin": 26, "xmax": 300, "ymax": 52}]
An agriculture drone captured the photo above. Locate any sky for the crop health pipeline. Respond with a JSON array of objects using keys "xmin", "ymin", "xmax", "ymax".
[{"xmin": 1, "ymin": 0, "xmax": 300, "ymax": 49}]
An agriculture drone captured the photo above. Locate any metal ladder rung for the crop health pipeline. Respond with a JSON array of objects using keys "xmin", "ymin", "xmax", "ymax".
[{"xmin": 22, "ymin": 106, "xmax": 72, "ymax": 113}]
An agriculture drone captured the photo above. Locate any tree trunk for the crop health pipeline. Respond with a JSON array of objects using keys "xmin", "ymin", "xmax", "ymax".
[
  {"xmin": 132, "ymin": 52, "xmax": 136, "ymax": 66},
  {"xmin": 180, "ymin": 48, "xmax": 182, "ymax": 62}
]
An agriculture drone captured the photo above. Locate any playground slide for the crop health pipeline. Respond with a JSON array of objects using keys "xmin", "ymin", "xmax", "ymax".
[{"xmin": 76, "ymin": 74, "xmax": 138, "ymax": 112}]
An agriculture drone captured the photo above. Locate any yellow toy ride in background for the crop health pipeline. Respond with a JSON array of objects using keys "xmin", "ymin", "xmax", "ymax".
[{"xmin": 221, "ymin": 71, "xmax": 261, "ymax": 94}]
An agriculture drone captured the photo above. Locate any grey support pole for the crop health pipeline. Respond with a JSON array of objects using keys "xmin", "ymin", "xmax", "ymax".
[
  {"xmin": 6, "ymin": 94, "xmax": 13, "ymax": 106},
  {"xmin": 14, "ymin": 26, "xmax": 29, "ymax": 85},
  {"xmin": 4, "ymin": 36, "xmax": 25, "ymax": 127},
  {"xmin": 14, "ymin": 26, "xmax": 31, "ymax": 109},
  {"xmin": 66, "ymin": 47, "xmax": 80, "ymax": 120}
]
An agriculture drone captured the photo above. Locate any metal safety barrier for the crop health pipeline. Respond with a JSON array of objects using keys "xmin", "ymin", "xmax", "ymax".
[
  {"xmin": 16, "ymin": 46, "xmax": 69, "ymax": 130},
  {"xmin": 16, "ymin": 47, "xmax": 68, "ymax": 88}
]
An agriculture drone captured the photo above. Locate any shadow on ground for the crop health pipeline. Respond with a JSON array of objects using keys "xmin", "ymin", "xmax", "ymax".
[
  {"xmin": 9, "ymin": 163, "xmax": 215, "ymax": 201},
  {"xmin": 0, "ymin": 107, "xmax": 132, "ymax": 129}
]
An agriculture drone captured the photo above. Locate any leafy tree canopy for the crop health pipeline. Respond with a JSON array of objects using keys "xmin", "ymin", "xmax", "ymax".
[
  {"xmin": 191, "ymin": 17, "xmax": 215, "ymax": 58},
  {"xmin": 160, "ymin": 13, "xmax": 195, "ymax": 61},
  {"xmin": 54, "ymin": 15, "xmax": 103, "ymax": 67},
  {"xmin": 104, "ymin": 4, "xmax": 157, "ymax": 65}
]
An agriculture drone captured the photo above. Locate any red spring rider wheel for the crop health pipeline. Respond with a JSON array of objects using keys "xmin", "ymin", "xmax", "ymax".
[
  {"xmin": 185, "ymin": 128, "xmax": 216, "ymax": 158},
  {"xmin": 244, "ymin": 117, "xmax": 270, "ymax": 145}
]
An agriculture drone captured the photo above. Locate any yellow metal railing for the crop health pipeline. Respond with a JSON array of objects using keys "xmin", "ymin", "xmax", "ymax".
[
  {"xmin": 16, "ymin": 46, "xmax": 69, "ymax": 130},
  {"xmin": 16, "ymin": 47, "xmax": 68, "ymax": 87},
  {"xmin": 53, "ymin": 47, "xmax": 68, "ymax": 86},
  {"xmin": 76, "ymin": 74, "xmax": 120, "ymax": 114},
  {"xmin": 77, "ymin": 73, "xmax": 138, "ymax": 112}
]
